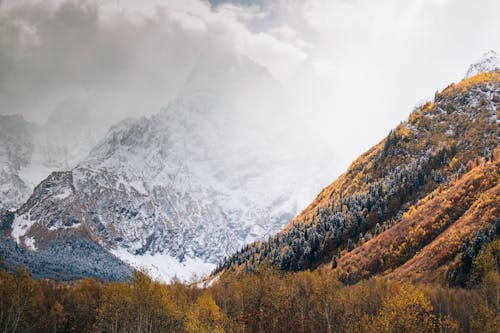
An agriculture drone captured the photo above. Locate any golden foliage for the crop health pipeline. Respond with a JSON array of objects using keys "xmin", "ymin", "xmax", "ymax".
[
  {"xmin": 334, "ymin": 159, "xmax": 499, "ymax": 283},
  {"xmin": 186, "ymin": 294, "xmax": 227, "ymax": 333},
  {"xmin": 373, "ymin": 283, "xmax": 437, "ymax": 333},
  {"xmin": 1, "ymin": 265, "xmax": 499, "ymax": 333},
  {"xmin": 442, "ymin": 71, "xmax": 500, "ymax": 95}
]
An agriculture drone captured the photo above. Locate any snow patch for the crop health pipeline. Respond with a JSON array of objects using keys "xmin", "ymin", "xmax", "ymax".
[
  {"xmin": 129, "ymin": 180, "xmax": 148, "ymax": 196},
  {"xmin": 24, "ymin": 236, "xmax": 37, "ymax": 251},
  {"xmin": 111, "ymin": 248, "xmax": 215, "ymax": 283},
  {"xmin": 465, "ymin": 50, "xmax": 499, "ymax": 78},
  {"xmin": 11, "ymin": 214, "xmax": 36, "ymax": 244},
  {"xmin": 197, "ymin": 274, "xmax": 220, "ymax": 289},
  {"xmin": 53, "ymin": 188, "xmax": 72, "ymax": 200}
]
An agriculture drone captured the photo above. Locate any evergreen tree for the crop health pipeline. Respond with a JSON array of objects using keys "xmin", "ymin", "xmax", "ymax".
[
  {"xmin": 347, "ymin": 239, "xmax": 354, "ymax": 252},
  {"xmin": 332, "ymin": 255, "xmax": 338, "ymax": 269}
]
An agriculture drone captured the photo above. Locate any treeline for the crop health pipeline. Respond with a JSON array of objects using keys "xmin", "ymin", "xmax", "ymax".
[
  {"xmin": 218, "ymin": 145, "xmax": 451, "ymax": 273},
  {"xmin": 1, "ymin": 259, "xmax": 498, "ymax": 333}
]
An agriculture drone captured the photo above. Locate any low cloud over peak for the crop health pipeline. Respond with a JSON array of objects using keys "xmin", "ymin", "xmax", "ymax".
[{"xmin": 0, "ymin": 0, "xmax": 499, "ymax": 172}]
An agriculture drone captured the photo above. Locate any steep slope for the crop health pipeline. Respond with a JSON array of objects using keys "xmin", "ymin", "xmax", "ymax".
[
  {"xmin": 0, "ymin": 209, "xmax": 132, "ymax": 281},
  {"xmin": 218, "ymin": 70, "xmax": 499, "ymax": 283},
  {"xmin": 0, "ymin": 115, "xmax": 36, "ymax": 210},
  {"xmin": 0, "ymin": 105, "xmax": 105, "ymax": 210},
  {"xmin": 336, "ymin": 157, "xmax": 499, "ymax": 283},
  {"xmin": 6, "ymin": 56, "xmax": 334, "ymax": 281}
]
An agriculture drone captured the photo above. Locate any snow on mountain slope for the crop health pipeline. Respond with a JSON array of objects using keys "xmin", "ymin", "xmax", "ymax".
[
  {"xmin": 0, "ymin": 115, "xmax": 36, "ymax": 210},
  {"xmin": 11, "ymin": 56, "xmax": 335, "ymax": 281},
  {"xmin": 0, "ymin": 102, "xmax": 107, "ymax": 210},
  {"xmin": 465, "ymin": 50, "xmax": 499, "ymax": 78}
]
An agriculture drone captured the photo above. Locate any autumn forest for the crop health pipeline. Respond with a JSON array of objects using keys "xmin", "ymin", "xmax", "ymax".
[{"xmin": 1, "ymin": 251, "xmax": 499, "ymax": 333}]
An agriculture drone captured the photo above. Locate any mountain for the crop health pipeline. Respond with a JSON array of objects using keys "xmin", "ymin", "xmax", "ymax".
[
  {"xmin": 0, "ymin": 103, "xmax": 105, "ymax": 211},
  {"xmin": 336, "ymin": 156, "xmax": 499, "ymax": 284},
  {"xmin": 0, "ymin": 106, "xmax": 128, "ymax": 281},
  {"xmin": 465, "ymin": 50, "xmax": 499, "ymax": 78},
  {"xmin": 218, "ymin": 69, "xmax": 500, "ymax": 284},
  {"xmin": 3, "ymin": 56, "xmax": 334, "ymax": 281}
]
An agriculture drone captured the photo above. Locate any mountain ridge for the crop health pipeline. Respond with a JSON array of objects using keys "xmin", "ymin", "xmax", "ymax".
[{"xmin": 217, "ymin": 69, "xmax": 500, "ymax": 283}]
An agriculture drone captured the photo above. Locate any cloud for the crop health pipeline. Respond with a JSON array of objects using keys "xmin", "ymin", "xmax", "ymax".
[
  {"xmin": 266, "ymin": 0, "xmax": 500, "ymax": 167},
  {"xmin": 0, "ymin": 1, "xmax": 195, "ymax": 124},
  {"xmin": 0, "ymin": 0, "xmax": 306, "ymax": 125},
  {"xmin": 0, "ymin": 0, "xmax": 499, "ymax": 175}
]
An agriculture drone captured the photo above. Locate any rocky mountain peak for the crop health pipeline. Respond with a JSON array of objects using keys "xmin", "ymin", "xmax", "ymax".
[{"xmin": 465, "ymin": 50, "xmax": 499, "ymax": 78}]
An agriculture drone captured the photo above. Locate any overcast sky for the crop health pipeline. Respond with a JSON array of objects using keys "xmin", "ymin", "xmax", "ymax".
[{"xmin": 1, "ymin": 0, "xmax": 499, "ymax": 172}]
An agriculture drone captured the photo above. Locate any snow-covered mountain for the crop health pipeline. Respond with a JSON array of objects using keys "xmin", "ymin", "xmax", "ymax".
[
  {"xmin": 7, "ymin": 56, "xmax": 335, "ymax": 281},
  {"xmin": 465, "ymin": 50, "xmax": 499, "ymax": 78},
  {"xmin": 0, "ymin": 103, "xmax": 106, "ymax": 210}
]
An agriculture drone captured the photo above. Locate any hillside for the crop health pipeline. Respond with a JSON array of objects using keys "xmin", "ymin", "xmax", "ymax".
[
  {"xmin": 217, "ymin": 70, "xmax": 500, "ymax": 283},
  {"xmin": 335, "ymin": 157, "xmax": 499, "ymax": 284}
]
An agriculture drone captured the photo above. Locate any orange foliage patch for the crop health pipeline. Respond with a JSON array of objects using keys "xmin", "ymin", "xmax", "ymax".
[
  {"xmin": 442, "ymin": 71, "xmax": 500, "ymax": 95},
  {"xmin": 333, "ymin": 159, "xmax": 499, "ymax": 283}
]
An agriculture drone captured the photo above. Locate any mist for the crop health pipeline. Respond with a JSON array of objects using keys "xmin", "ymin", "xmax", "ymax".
[{"xmin": 0, "ymin": 0, "xmax": 499, "ymax": 175}]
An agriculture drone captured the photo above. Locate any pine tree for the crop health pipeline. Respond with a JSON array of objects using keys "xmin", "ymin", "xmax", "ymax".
[
  {"xmin": 331, "ymin": 255, "xmax": 338, "ymax": 269},
  {"xmin": 347, "ymin": 239, "xmax": 354, "ymax": 252}
]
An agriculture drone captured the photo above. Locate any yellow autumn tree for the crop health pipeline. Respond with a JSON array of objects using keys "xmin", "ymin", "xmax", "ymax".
[
  {"xmin": 373, "ymin": 283, "xmax": 437, "ymax": 333},
  {"xmin": 186, "ymin": 294, "xmax": 227, "ymax": 333}
]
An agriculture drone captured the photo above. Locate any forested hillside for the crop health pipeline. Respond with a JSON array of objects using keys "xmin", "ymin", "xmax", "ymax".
[
  {"xmin": 335, "ymin": 157, "xmax": 499, "ymax": 284},
  {"xmin": 216, "ymin": 71, "xmax": 500, "ymax": 283}
]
